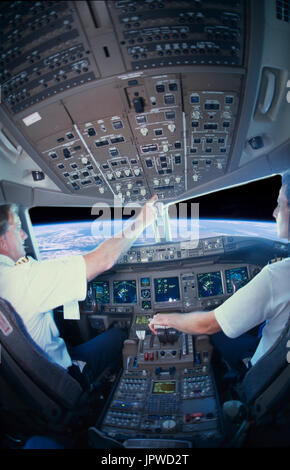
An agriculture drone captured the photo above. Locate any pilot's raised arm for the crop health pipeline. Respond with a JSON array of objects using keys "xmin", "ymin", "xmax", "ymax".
[
  {"xmin": 84, "ymin": 194, "xmax": 158, "ymax": 281},
  {"xmin": 0, "ymin": 195, "xmax": 158, "ymax": 381}
]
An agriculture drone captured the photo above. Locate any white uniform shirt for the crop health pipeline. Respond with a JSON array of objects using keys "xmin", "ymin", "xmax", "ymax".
[
  {"xmin": 214, "ymin": 258, "xmax": 290, "ymax": 365},
  {"xmin": 0, "ymin": 254, "xmax": 87, "ymax": 369}
]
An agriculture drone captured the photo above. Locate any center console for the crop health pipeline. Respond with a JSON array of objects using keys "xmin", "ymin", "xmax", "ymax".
[{"xmin": 97, "ymin": 316, "xmax": 224, "ymax": 447}]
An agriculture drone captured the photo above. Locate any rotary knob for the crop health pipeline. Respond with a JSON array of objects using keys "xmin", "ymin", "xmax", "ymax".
[
  {"xmin": 162, "ymin": 419, "xmax": 177, "ymax": 432},
  {"xmin": 191, "ymin": 110, "xmax": 200, "ymax": 120}
]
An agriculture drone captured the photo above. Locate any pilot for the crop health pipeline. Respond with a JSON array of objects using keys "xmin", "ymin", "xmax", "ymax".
[
  {"xmin": 150, "ymin": 170, "xmax": 290, "ymax": 375},
  {"xmin": 0, "ymin": 195, "xmax": 158, "ymax": 386}
]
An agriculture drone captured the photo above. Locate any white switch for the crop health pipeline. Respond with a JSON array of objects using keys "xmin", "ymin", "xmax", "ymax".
[
  {"xmin": 168, "ymin": 124, "xmax": 176, "ymax": 133},
  {"xmin": 191, "ymin": 110, "xmax": 200, "ymax": 120}
]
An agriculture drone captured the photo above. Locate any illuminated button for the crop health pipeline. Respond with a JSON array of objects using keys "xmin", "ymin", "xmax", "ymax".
[
  {"xmin": 149, "ymin": 352, "xmax": 154, "ymax": 361},
  {"xmin": 81, "ymin": 157, "xmax": 88, "ymax": 164},
  {"xmin": 192, "ymin": 412, "xmax": 203, "ymax": 420}
]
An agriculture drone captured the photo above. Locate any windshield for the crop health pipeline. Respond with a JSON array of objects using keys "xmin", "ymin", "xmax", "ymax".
[{"xmin": 30, "ymin": 175, "xmax": 283, "ymax": 260}]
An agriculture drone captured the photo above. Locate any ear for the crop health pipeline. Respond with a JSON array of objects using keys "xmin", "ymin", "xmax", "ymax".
[{"xmin": 0, "ymin": 235, "xmax": 7, "ymax": 252}]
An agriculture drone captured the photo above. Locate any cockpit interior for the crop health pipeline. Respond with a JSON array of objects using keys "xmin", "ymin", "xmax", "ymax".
[{"xmin": 0, "ymin": 0, "xmax": 289, "ymax": 453}]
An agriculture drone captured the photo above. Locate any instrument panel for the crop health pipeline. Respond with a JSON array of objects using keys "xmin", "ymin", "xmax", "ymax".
[{"xmin": 86, "ymin": 262, "xmax": 259, "ymax": 320}]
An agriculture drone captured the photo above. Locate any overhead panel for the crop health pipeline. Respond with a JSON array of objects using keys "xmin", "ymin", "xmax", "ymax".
[
  {"xmin": 107, "ymin": 0, "xmax": 246, "ymax": 71},
  {"xmin": 4, "ymin": 0, "xmax": 284, "ymax": 206},
  {"xmin": 0, "ymin": 1, "xmax": 100, "ymax": 115}
]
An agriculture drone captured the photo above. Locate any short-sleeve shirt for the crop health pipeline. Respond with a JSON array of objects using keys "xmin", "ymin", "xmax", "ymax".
[
  {"xmin": 214, "ymin": 258, "xmax": 290, "ymax": 365},
  {"xmin": 0, "ymin": 254, "xmax": 87, "ymax": 369}
]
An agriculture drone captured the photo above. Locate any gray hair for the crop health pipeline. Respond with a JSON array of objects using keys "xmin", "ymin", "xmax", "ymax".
[{"xmin": 0, "ymin": 204, "xmax": 18, "ymax": 237}]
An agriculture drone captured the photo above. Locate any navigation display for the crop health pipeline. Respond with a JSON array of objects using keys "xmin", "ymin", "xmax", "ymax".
[
  {"xmin": 225, "ymin": 267, "xmax": 249, "ymax": 293},
  {"xmin": 113, "ymin": 280, "xmax": 137, "ymax": 304},
  {"xmin": 197, "ymin": 271, "xmax": 223, "ymax": 298},
  {"xmin": 91, "ymin": 281, "xmax": 110, "ymax": 304},
  {"xmin": 152, "ymin": 381, "xmax": 176, "ymax": 394},
  {"xmin": 154, "ymin": 277, "xmax": 180, "ymax": 303}
]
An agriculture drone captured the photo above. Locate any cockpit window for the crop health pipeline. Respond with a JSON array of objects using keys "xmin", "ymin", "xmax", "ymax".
[{"xmin": 29, "ymin": 176, "xmax": 282, "ymax": 260}]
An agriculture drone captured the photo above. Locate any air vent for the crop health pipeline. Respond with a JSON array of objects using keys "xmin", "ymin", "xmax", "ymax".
[{"xmin": 276, "ymin": 0, "xmax": 289, "ymax": 22}]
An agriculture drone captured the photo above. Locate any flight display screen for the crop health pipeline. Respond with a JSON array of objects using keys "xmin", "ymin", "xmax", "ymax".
[
  {"xmin": 225, "ymin": 267, "xmax": 249, "ymax": 293},
  {"xmin": 154, "ymin": 277, "xmax": 180, "ymax": 303},
  {"xmin": 91, "ymin": 281, "xmax": 110, "ymax": 304},
  {"xmin": 140, "ymin": 277, "xmax": 150, "ymax": 287},
  {"xmin": 113, "ymin": 280, "xmax": 137, "ymax": 304},
  {"xmin": 197, "ymin": 271, "xmax": 223, "ymax": 298},
  {"xmin": 152, "ymin": 381, "xmax": 176, "ymax": 394}
]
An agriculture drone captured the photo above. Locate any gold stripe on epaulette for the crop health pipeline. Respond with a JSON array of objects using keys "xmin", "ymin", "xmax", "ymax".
[
  {"xmin": 15, "ymin": 256, "xmax": 29, "ymax": 265},
  {"xmin": 269, "ymin": 257, "xmax": 286, "ymax": 264}
]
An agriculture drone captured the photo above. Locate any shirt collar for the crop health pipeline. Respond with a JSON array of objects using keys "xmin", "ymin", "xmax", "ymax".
[{"xmin": 0, "ymin": 254, "xmax": 16, "ymax": 266}]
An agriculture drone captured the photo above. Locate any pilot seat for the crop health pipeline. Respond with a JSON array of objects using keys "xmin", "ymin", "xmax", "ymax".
[{"xmin": 0, "ymin": 297, "xmax": 119, "ymax": 449}]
